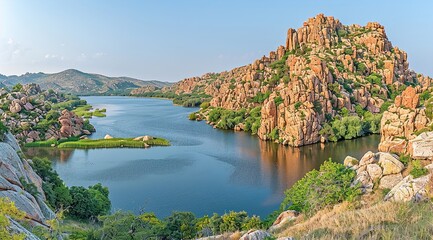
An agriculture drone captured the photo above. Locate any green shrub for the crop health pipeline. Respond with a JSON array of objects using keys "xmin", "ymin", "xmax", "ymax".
[
  {"xmin": 354, "ymin": 104, "xmax": 366, "ymax": 117},
  {"xmin": 189, "ymin": 112, "xmax": 197, "ymax": 120},
  {"xmin": 294, "ymin": 102, "xmax": 302, "ymax": 110},
  {"xmin": 200, "ymin": 102, "xmax": 210, "ymax": 109},
  {"xmin": 410, "ymin": 160, "xmax": 428, "ymax": 178},
  {"xmin": 220, "ymin": 211, "xmax": 248, "ymax": 233},
  {"xmin": 313, "ymin": 100, "xmax": 322, "ymax": 114},
  {"xmin": 274, "ymin": 96, "xmax": 283, "ymax": 106},
  {"xmin": 341, "ymin": 107, "xmax": 350, "ymax": 117},
  {"xmin": 280, "ymin": 160, "xmax": 360, "ymax": 215},
  {"xmin": 19, "ymin": 177, "xmax": 40, "ymax": 197},
  {"xmin": 252, "ymin": 92, "xmax": 271, "ymax": 103},
  {"xmin": 0, "ymin": 121, "xmax": 8, "ymax": 141},
  {"xmin": 92, "ymin": 211, "xmax": 165, "ymax": 239},
  {"xmin": 164, "ymin": 212, "xmax": 197, "ymax": 240},
  {"xmin": 399, "ymin": 155, "xmax": 410, "ymax": 166},
  {"xmin": 420, "ymin": 91, "xmax": 432, "ymax": 102},
  {"xmin": 380, "ymin": 101, "xmax": 392, "ymax": 113},
  {"xmin": 366, "ymin": 73, "xmax": 383, "ymax": 85},
  {"xmin": 269, "ymin": 128, "xmax": 279, "ymax": 141},
  {"xmin": 12, "ymin": 83, "xmax": 23, "ymax": 92},
  {"xmin": 337, "ymin": 29, "xmax": 348, "ymax": 37},
  {"xmin": 344, "ymin": 48, "xmax": 353, "ymax": 55}
]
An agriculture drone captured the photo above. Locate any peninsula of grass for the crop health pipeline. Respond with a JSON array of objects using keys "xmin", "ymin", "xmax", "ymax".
[
  {"xmin": 25, "ymin": 137, "xmax": 170, "ymax": 149},
  {"xmin": 73, "ymin": 105, "xmax": 107, "ymax": 118},
  {"xmin": 57, "ymin": 138, "xmax": 170, "ymax": 149}
]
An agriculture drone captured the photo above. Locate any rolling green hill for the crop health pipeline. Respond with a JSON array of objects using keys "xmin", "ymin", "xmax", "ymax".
[{"xmin": 1, "ymin": 69, "xmax": 171, "ymax": 95}]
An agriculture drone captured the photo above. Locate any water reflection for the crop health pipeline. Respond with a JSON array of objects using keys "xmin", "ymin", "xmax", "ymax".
[
  {"xmin": 24, "ymin": 147, "xmax": 74, "ymax": 162},
  {"xmin": 22, "ymin": 96, "xmax": 379, "ymax": 217}
]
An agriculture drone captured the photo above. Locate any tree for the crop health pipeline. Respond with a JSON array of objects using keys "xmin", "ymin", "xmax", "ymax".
[
  {"xmin": 164, "ymin": 212, "xmax": 197, "ymax": 240},
  {"xmin": 219, "ymin": 211, "xmax": 248, "ymax": 233},
  {"xmin": 69, "ymin": 184, "xmax": 111, "ymax": 220}
]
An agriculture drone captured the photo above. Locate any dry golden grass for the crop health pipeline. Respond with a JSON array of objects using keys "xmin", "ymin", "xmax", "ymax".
[{"xmin": 276, "ymin": 201, "xmax": 433, "ymax": 240}]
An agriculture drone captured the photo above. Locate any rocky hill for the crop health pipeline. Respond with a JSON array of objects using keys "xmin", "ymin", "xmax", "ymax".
[
  {"xmin": 0, "ymin": 83, "xmax": 94, "ymax": 144},
  {"xmin": 1, "ymin": 69, "xmax": 171, "ymax": 95},
  {"xmin": 379, "ymin": 85, "xmax": 433, "ymax": 159},
  {"xmin": 163, "ymin": 14, "xmax": 432, "ymax": 147}
]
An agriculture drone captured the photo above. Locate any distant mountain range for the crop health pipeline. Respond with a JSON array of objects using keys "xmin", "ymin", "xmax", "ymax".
[{"xmin": 0, "ymin": 69, "xmax": 172, "ymax": 95}]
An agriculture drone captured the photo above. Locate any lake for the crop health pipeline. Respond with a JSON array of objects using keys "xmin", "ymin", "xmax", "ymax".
[{"xmin": 24, "ymin": 96, "xmax": 379, "ymax": 218}]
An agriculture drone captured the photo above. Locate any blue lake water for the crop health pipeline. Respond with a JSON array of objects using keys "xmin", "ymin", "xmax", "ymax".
[{"xmin": 24, "ymin": 96, "xmax": 379, "ymax": 218}]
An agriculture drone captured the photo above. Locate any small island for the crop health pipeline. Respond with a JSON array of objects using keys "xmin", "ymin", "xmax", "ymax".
[{"xmin": 24, "ymin": 135, "xmax": 170, "ymax": 149}]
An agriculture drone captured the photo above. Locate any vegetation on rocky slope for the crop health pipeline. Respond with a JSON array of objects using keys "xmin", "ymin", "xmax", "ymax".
[
  {"xmin": 132, "ymin": 91, "xmax": 212, "ymax": 107},
  {"xmin": 0, "ymin": 83, "xmax": 96, "ymax": 144},
  {"xmin": 162, "ymin": 14, "xmax": 433, "ymax": 147}
]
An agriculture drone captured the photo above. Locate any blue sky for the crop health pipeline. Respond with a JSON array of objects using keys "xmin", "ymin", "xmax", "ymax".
[{"xmin": 0, "ymin": 0, "xmax": 432, "ymax": 82}]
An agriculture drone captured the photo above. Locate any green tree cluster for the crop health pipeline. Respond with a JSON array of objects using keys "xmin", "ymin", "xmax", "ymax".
[
  {"xmin": 87, "ymin": 210, "xmax": 263, "ymax": 240},
  {"xmin": 30, "ymin": 157, "xmax": 110, "ymax": 220},
  {"xmin": 207, "ymin": 107, "xmax": 261, "ymax": 134}
]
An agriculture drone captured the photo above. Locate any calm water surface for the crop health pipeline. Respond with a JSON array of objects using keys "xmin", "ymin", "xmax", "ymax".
[{"xmin": 24, "ymin": 96, "xmax": 379, "ymax": 217}]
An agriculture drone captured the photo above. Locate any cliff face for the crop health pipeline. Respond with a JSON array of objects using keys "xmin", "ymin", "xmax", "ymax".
[
  {"xmin": 0, "ymin": 83, "xmax": 91, "ymax": 143},
  {"xmin": 167, "ymin": 14, "xmax": 430, "ymax": 146},
  {"xmin": 0, "ymin": 132, "xmax": 54, "ymax": 238},
  {"xmin": 379, "ymin": 86, "xmax": 433, "ymax": 159}
]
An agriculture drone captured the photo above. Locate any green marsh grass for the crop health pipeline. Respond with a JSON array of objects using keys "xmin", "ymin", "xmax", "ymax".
[{"xmin": 57, "ymin": 138, "xmax": 170, "ymax": 149}]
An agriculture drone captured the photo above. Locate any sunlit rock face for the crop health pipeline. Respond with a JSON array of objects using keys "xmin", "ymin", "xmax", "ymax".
[{"xmin": 166, "ymin": 14, "xmax": 432, "ymax": 147}]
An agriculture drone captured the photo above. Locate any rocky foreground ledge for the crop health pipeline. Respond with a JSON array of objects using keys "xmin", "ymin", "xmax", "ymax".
[{"xmin": 0, "ymin": 132, "xmax": 54, "ymax": 238}]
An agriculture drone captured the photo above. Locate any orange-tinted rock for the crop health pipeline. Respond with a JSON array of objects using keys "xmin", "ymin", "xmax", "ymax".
[
  {"xmin": 163, "ymin": 14, "xmax": 432, "ymax": 147},
  {"xmin": 394, "ymin": 86, "xmax": 419, "ymax": 109}
]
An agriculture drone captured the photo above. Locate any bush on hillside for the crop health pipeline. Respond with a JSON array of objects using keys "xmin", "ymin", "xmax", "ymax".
[{"xmin": 280, "ymin": 160, "xmax": 360, "ymax": 215}]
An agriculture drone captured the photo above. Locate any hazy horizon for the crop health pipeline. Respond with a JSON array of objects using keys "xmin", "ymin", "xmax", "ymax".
[{"xmin": 1, "ymin": 0, "xmax": 432, "ymax": 82}]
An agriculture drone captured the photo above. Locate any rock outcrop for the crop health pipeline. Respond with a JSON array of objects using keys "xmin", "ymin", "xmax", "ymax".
[
  {"xmin": 0, "ymin": 132, "xmax": 54, "ymax": 238},
  {"xmin": 384, "ymin": 174, "xmax": 432, "ymax": 202},
  {"xmin": 379, "ymin": 86, "xmax": 432, "ymax": 156},
  {"xmin": 239, "ymin": 230, "xmax": 271, "ymax": 240},
  {"xmin": 346, "ymin": 151, "xmax": 405, "ymax": 192},
  {"xmin": 0, "ymin": 83, "xmax": 92, "ymax": 143},
  {"xmin": 408, "ymin": 132, "xmax": 433, "ymax": 160},
  {"xmin": 163, "ymin": 14, "xmax": 430, "ymax": 147}
]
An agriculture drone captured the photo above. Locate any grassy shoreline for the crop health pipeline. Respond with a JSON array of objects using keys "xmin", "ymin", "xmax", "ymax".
[{"xmin": 24, "ymin": 137, "xmax": 170, "ymax": 149}]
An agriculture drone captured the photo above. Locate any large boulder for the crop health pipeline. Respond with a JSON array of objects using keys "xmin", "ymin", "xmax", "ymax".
[
  {"xmin": 9, "ymin": 99, "xmax": 22, "ymax": 113},
  {"xmin": 394, "ymin": 86, "xmax": 419, "ymax": 109},
  {"xmin": 377, "ymin": 152, "xmax": 404, "ymax": 175},
  {"xmin": 351, "ymin": 151, "xmax": 406, "ymax": 192},
  {"xmin": 359, "ymin": 151, "xmax": 377, "ymax": 166},
  {"xmin": 408, "ymin": 131, "xmax": 433, "ymax": 160},
  {"xmin": 384, "ymin": 174, "xmax": 431, "ymax": 202},
  {"xmin": 366, "ymin": 164, "xmax": 382, "ymax": 181},
  {"xmin": 379, "ymin": 173, "xmax": 403, "ymax": 189},
  {"xmin": 343, "ymin": 156, "xmax": 359, "ymax": 167},
  {"xmin": 269, "ymin": 210, "xmax": 298, "ymax": 232},
  {"xmin": 239, "ymin": 230, "xmax": 271, "ymax": 240}
]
